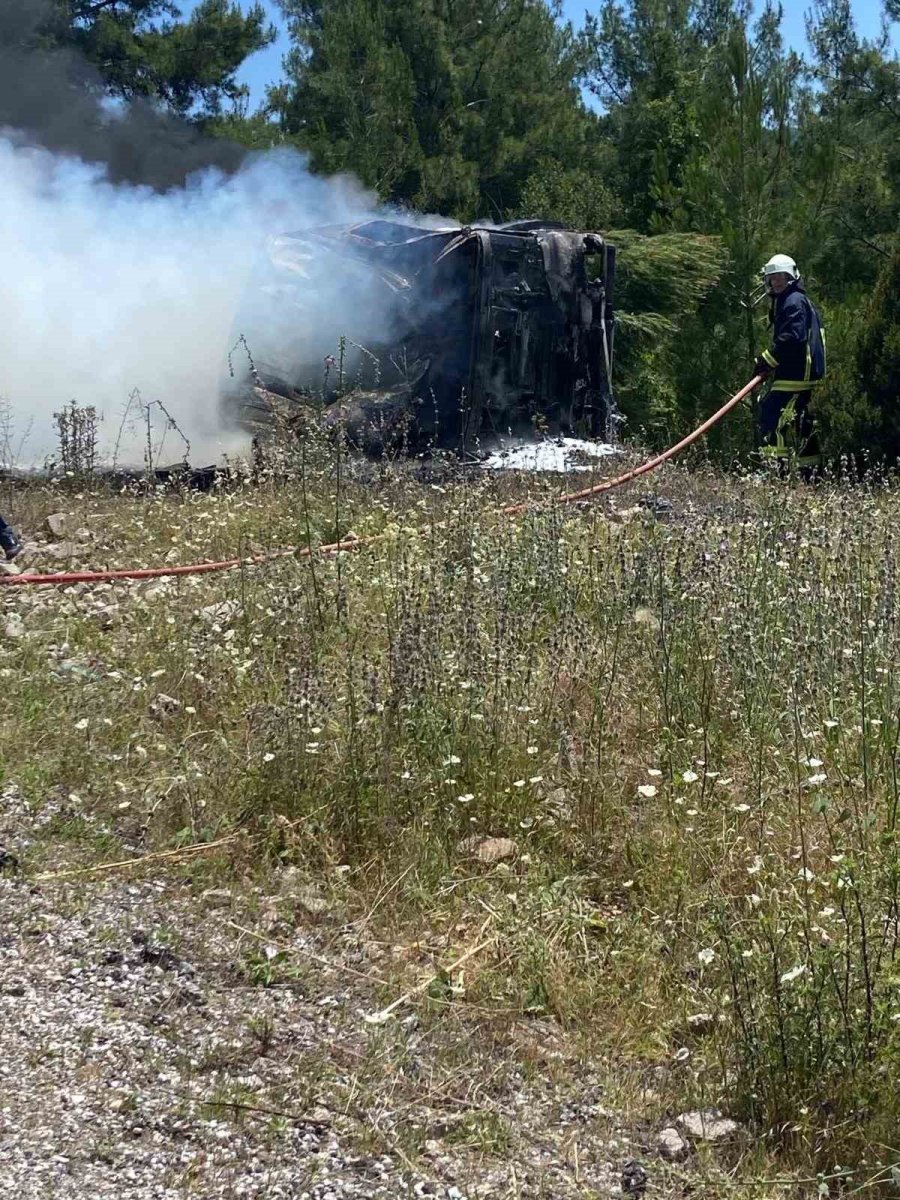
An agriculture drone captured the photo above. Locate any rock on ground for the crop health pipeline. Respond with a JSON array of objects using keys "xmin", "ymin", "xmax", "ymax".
[
  {"xmin": 676, "ymin": 1109, "xmax": 740, "ymax": 1143},
  {"xmin": 657, "ymin": 1127, "xmax": 690, "ymax": 1162}
]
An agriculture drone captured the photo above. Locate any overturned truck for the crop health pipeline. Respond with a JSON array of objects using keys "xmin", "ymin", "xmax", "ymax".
[{"xmin": 221, "ymin": 218, "xmax": 617, "ymax": 454}]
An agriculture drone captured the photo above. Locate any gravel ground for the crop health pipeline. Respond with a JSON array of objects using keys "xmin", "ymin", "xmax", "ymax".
[{"xmin": 0, "ymin": 786, "xmax": 652, "ymax": 1200}]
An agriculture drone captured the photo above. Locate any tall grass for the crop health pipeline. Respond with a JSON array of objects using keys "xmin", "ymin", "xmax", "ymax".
[{"xmin": 3, "ymin": 444, "xmax": 900, "ymax": 1183}]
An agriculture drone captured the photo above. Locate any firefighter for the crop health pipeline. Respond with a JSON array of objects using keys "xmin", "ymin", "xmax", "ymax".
[
  {"xmin": 0, "ymin": 516, "xmax": 22, "ymax": 560},
  {"xmin": 754, "ymin": 254, "xmax": 826, "ymax": 473}
]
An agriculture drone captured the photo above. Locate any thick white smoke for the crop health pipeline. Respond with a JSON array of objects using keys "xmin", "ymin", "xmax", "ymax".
[{"xmin": 0, "ymin": 135, "xmax": 396, "ymax": 467}]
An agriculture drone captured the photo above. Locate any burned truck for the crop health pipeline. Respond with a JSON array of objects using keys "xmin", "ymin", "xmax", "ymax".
[{"xmin": 221, "ymin": 218, "xmax": 617, "ymax": 454}]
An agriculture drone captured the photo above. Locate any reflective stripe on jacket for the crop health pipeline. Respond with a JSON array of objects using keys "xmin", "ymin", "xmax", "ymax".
[{"xmin": 759, "ymin": 282, "xmax": 826, "ymax": 393}]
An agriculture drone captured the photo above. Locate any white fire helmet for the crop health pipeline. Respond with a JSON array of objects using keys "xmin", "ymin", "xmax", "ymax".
[{"xmin": 761, "ymin": 253, "xmax": 800, "ymax": 291}]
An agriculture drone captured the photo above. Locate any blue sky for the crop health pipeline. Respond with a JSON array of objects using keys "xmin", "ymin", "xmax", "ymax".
[{"xmin": 227, "ymin": 1, "xmax": 894, "ymax": 110}]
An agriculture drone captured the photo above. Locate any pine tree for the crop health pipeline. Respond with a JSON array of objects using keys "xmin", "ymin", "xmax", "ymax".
[
  {"xmin": 855, "ymin": 242, "xmax": 900, "ymax": 459},
  {"xmin": 679, "ymin": 16, "xmax": 795, "ymax": 367},
  {"xmin": 800, "ymin": 0, "xmax": 898, "ymax": 291},
  {"xmin": 788, "ymin": 1, "xmax": 900, "ymax": 460},
  {"xmin": 579, "ymin": 2, "xmax": 783, "ymax": 445},
  {"xmin": 607, "ymin": 230, "xmax": 730, "ymax": 437},
  {"xmin": 36, "ymin": 0, "xmax": 275, "ymax": 118},
  {"xmin": 580, "ymin": 0, "xmax": 748, "ymax": 232},
  {"xmin": 274, "ymin": 0, "xmax": 602, "ymax": 219}
]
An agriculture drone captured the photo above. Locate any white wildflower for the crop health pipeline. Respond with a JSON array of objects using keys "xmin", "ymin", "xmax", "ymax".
[
  {"xmin": 263, "ymin": 752, "xmax": 275, "ymax": 763},
  {"xmin": 798, "ymin": 867, "xmax": 815, "ymax": 883},
  {"xmin": 780, "ymin": 964, "xmax": 807, "ymax": 984},
  {"xmin": 698, "ymin": 948, "xmax": 716, "ymax": 966},
  {"xmin": 637, "ymin": 784, "xmax": 658, "ymax": 798},
  {"xmin": 647, "ymin": 768, "xmax": 663, "ymax": 777},
  {"xmin": 74, "ymin": 718, "xmax": 89, "ymax": 731},
  {"xmin": 443, "ymin": 755, "xmax": 461, "ymax": 766},
  {"xmin": 456, "ymin": 794, "xmax": 474, "ymax": 804},
  {"xmin": 682, "ymin": 770, "xmax": 699, "ymax": 783}
]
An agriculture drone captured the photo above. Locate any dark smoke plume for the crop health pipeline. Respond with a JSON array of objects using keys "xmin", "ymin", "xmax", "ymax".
[{"xmin": 0, "ymin": 0, "xmax": 246, "ymax": 188}]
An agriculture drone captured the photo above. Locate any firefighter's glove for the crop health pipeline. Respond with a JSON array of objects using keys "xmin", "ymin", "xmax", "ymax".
[{"xmin": 753, "ymin": 356, "xmax": 772, "ymax": 379}]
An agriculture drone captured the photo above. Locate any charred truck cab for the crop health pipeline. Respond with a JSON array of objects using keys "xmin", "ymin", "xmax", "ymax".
[{"xmin": 221, "ymin": 218, "xmax": 617, "ymax": 454}]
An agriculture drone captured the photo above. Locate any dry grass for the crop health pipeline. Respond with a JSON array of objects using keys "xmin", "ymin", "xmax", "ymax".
[{"xmin": 3, "ymin": 442, "xmax": 900, "ymax": 1193}]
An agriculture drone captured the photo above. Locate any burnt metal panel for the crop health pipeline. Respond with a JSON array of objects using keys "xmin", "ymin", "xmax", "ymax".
[{"xmin": 221, "ymin": 219, "xmax": 617, "ymax": 454}]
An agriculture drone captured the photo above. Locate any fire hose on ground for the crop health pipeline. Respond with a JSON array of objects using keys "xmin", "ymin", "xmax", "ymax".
[{"xmin": 0, "ymin": 376, "xmax": 764, "ymax": 588}]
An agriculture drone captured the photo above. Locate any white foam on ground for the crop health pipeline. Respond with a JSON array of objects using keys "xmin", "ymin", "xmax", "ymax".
[{"xmin": 481, "ymin": 437, "xmax": 619, "ymax": 473}]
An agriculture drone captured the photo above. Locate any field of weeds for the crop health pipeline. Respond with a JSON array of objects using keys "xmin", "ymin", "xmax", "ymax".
[{"xmin": 3, "ymin": 444, "xmax": 900, "ymax": 1196}]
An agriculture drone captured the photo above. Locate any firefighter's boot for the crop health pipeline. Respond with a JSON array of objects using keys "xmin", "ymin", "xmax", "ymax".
[{"xmin": 0, "ymin": 525, "xmax": 23, "ymax": 560}]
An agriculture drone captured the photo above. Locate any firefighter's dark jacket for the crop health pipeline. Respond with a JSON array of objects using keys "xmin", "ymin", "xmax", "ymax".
[{"xmin": 759, "ymin": 282, "xmax": 826, "ymax": 393}]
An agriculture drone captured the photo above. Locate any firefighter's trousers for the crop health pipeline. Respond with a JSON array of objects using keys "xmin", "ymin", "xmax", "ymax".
[{"xmin": 759, "ymin": 388, "xmax": 821, "ymax": 473}]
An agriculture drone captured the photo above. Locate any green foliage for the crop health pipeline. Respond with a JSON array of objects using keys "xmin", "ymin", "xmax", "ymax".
[
  {"xmin": 810, "ymin": 291, "xmax": 873, "ymax": 460},
  {"xmin": 580, "ymin": 0, "xmax": 742, "ymax": 231},
  {"xmin": 609, "ymin": 231, "xmax": 730, "ymax": 433},
  {"xmin": 579, "ymin": 3, "xmax": 791, "ymax": 441},
  {"xmin": 681, "ymin": 26, "xmax": 793, "ymax": 310},
  {"xmin": 203, "ymin": 111, "xmax": 300, "ymax": 151},
  {"xmin": 515, "ymin": 160, "xmax": 618, "ymax": 232},
  {"xmin": 612, "ymin": 231, "xmax": 729, "ymax": 321},
  {"xmin": 576, "ymin": 1, "xmax": 900, "ymax": 459},
  {"xmin": 274, "ymin": 0, "xmax": 603, "ymax": 219},
  {"xmin": 38, "ymin": 0, "xmax": 275, "ymax": 117},
  {"xmin": 854, "ymin": 244, "xmax": 900, "ymax": 458}
]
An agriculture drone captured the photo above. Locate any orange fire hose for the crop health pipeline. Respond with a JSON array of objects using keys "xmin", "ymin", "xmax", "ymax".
[{"xmin": 1, "ymin": 376, "xmax": 763, "ymax": 588}]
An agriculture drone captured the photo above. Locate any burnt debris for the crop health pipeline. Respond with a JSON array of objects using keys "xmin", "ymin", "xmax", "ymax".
[{"xmin": 221, "ymin": 218, "xmax": 617, "ymax": 455}]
